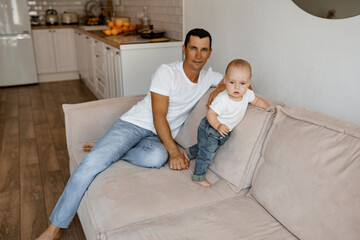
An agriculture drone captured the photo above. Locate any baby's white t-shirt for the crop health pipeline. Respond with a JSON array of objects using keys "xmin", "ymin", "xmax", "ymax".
[
  {"xmin": 209, "ymin": 89, "xmax": 255, "ymax": 131},
  {"xmin": 121, "ymin": 61, "xmax": 223, "ymax": 137}
]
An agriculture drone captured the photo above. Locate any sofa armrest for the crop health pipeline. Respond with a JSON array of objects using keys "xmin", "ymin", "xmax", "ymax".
[{"xmin": 62, "ymin": 95, "xmax": 145, "ymax": 148}]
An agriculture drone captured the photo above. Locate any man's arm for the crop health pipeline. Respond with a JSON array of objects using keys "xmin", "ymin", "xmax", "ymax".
[
  {"xmin": 207, "ymin": 78, "xmax": 225, "ymax": 107},
  {"xmin": 151, "ymin": 92, "xmax": 189, "ymax": 170}
]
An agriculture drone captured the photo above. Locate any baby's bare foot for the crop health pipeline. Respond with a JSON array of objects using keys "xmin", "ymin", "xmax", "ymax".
[
  {"xmin": 35, "ymin": 224, "xmax": 61, "ymax": 240},
  {"xmin": 193, "ymin": 180, "xmax": 212, "ymax": 187},
  {"xmin": 82, "ymin": 141, "xmax": 96, "ymax": 152}
]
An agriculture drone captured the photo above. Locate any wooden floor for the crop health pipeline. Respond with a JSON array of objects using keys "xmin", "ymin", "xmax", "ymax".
[{"xmin": 0, "ymin": 80, "xmax": 97, "ymax": 240}]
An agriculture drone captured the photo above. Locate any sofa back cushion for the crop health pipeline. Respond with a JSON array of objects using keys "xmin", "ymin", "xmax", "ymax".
[
  {"xmin": 175, "ymin": 88, "xmax": 276, "ymax": 192},
  {"xmin": 250, "ymin": 106, "xmax": 360, "ymax": 240}
]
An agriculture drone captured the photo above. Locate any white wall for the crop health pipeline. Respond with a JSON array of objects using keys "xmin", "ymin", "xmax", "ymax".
[{"xmin": 184, "ymin": 0, "xmax": 360, "ymax": 124}]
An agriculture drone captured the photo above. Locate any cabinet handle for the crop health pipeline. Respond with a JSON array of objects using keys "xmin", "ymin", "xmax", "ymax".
[
  {"xmin": 95, "ymin": 40, "xmax": 98, "ymax": 43},
  {"xmin": 106, "ymin": 47, "xmax": 110, "ymax": 50},
  {"xmin": 78, "ymin": 33, "xmax": 81, "ymax": 35},
  {"xmin": 86, "ymin": 36, "xmax": 89, "ymax": 39},
  {"xmin": 116, "ymin": 51, "xmax": 120, "ymax": 55},
  {"xmin": 98, "ymin": 78, "xmax": 101, "ymax": 82},
  {"xmin": 96, "ymin": 54, "xmax": 99, "ymax": 58}
]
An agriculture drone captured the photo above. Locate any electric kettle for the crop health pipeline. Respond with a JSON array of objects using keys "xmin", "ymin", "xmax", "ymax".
[{"xmin": 46, "ymin": 9, "xmax": 58, "ymax": 25}]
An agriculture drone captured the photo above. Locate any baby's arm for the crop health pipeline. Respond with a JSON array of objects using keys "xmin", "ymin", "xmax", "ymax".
[
  {"xmin": 250, "ymin": 95, "xmax": 270, "ymax": 110},
  {"xmin": 207, "ymin": 108, "xmax": 230, "ymax": 137}
]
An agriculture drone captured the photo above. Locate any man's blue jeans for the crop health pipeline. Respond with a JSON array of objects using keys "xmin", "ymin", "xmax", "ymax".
[
  {"xmin": 49, "ymin": 119, "xmax": 168, "ymax": 228},
  {"xmin": 186, "ymin": 117, "xmax": 231, "ymax": 182}
]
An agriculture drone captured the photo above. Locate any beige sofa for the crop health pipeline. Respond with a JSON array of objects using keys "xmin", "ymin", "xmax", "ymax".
[{"xmin": 63, "ymin": 89, "xmax": 360, "ymax": 240}]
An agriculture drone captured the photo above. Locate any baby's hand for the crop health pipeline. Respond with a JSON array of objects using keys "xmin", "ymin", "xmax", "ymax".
[{"xmin": 216, "ymin": 124, "xmax": 230, "ymax": 137}]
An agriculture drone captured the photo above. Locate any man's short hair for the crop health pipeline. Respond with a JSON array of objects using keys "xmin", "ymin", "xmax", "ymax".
[{"xmin": 184, "ymin": 28, "xmax": 212, "ymax": 49}]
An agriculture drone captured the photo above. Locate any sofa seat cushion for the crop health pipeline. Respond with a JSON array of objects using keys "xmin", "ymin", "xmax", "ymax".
[
  {"xmin": 104, "ymin": 196, "xmax": 297, "ymax": 240},
  {"xmin": 175, "ymin": 88, "xmax": 278, "ymax": 192},
  {"xmin": 69, "ymin": 144, "xmax": 244, "ymax": 238},
  {"xmin": 250, "ymin": 106, "xmax": 360, "ymax": 240}
]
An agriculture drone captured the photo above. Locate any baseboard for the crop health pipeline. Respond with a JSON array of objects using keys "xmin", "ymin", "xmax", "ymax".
[{"xmin": 38, "ymin": 71, "xmax": 79, "ymax": 82}]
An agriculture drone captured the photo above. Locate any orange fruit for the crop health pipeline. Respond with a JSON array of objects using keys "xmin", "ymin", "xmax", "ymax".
[
  {"xmin": 122, "ymin": 25, "xmax": 129, "ymax": 31},
  {"xmin": 111, "ymin": 28, "xmax": 119, "ymax": 35},
  {"xmin": 115, "ymin": 18, "xmax": 124, "ymax": 27},
  {"xmin": 104, "ymin": 29, "xmax": 112, "ymax": 36},
  {"xmin": 107, "ymin": 21, "xmax": 115, "ymax": 28},
  {"xmin": 123, "ymin": 21, "xmax": 131, "ymax": 27},
  {"xmin": 129, "ymin": 25, "xmax": 136, "ymax": 30}
]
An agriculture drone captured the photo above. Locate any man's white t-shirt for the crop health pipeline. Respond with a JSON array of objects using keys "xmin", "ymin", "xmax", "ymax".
[
  {"xmin": 121, "ymin": 61, "xmax": 223, "ymax": 137},
  {"xmin": 209, "ymin": 89, "xmax": 255, "ymax": 131}
]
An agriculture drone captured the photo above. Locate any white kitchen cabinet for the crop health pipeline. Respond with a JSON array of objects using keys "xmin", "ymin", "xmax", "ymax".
[
  {"xmin": 33, "ymin": 28, "xmax": 78, "ymax": 82},
  {"xmin": 106, "ymin": 46, "xmax": 122, "ymax": 98},
  {"xmin": 91, "ymin": 41, "xmax": 122, "ymax": 99},
  {"xmin": 32, "ymin": 29, "xmax": 56, "ymax": 74},
  {"xmin": 119, "ymin": 43, "xmax": 182, "ymax": 96},
  {"xmin": 93, "ymin": 41, "xmax": 109, "ymax": 99},
  {"xmin": 86, "ymin": 38, "xmax": 97, "ymax": 94},
  {"xmin": 75, "ymin": 32, "xmax": 182, "ymax": 99},
  {"xmin": 74, "ymin": 30, "xmax": 85, "ymax": 78},
  {"xmin": 74, "ymin": 31, "xmax": 96, "ymax": 93}
]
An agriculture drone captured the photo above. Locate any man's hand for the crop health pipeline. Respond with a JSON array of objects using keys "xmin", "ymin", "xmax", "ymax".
[
  {"xmin": 207, "ymin": 82, "xmax": 226, "ymax": 108},
  {"xmin": 217, "ymin": 123, "xmax": 230, "ymax": 137},
  {"xmin": 169, "ymin": 152, "xmax": 189, "ymax": 170}
]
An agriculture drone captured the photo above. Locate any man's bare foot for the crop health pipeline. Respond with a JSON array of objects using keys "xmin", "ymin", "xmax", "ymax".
[
  {"xmin": 193, "ymin": 180, "xmax": 212, "ymax": 187},
  {"xmin": 82, "ymin": 141, "xmax": 96, "ymax": 152},
  {"xmin": 36, "ymin": 224, "xmax": 61, "ymax": 240}
]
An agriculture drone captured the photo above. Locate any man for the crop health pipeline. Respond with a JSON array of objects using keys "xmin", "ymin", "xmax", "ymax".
[{"xmin": 36, "ymin": 28, "xmax": 225, "ymax": 240}]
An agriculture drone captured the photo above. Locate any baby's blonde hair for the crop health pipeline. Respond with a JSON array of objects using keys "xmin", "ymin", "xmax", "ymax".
[{"xmin": 225, "ymin": 59, "xmax": 252, "ymax": 78}]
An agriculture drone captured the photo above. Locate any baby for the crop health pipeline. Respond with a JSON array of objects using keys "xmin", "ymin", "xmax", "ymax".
[{"xmin": 184, "ymin": 59, "xmax": 271, "ymax": 187}]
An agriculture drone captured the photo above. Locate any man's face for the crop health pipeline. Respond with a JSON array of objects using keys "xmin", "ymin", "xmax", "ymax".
[{"xmin": 182, "ymin": 36, "xmax": 212, "ymax": 72}]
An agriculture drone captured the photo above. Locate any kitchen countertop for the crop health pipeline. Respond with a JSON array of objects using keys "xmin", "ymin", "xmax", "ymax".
[
  {"xmin": 31, "ymin": 24, "xmax": 80, "ymax": 29},
  {"xmin": 32, "ymin": 24, "xmax": 181, "ymax": 49}
]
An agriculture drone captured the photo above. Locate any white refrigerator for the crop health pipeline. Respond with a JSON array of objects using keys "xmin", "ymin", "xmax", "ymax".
[{"xmin": 0, "ymin": 0, "xmax": 38, "ymax": 87}]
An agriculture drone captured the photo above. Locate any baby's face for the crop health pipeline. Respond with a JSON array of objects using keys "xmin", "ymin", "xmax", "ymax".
[{"xmin": 225, "ymin": 66, "xmax": 252, "ymax": 101}]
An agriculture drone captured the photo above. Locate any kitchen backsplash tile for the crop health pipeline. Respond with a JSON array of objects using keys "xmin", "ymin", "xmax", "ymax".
[
  {"xmin": 114, "ymin": 0, "xmax": 182, "ymax": 40},
  {"xmin": 27, "ymin": 0, "xmax": 183, "ymax": 40},
  {"xmin": 27, "ymin": 0, "xmax": 88, "ymax": 24}
]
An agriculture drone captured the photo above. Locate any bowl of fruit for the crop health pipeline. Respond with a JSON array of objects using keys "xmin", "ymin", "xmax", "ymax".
[{"xmin": 103, "ymin": 18, "xmax": 136, "ymax": 36}]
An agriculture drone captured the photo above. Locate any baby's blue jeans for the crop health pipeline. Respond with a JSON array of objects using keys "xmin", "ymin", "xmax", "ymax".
[
  {"xmin": 49, "ymin": 119, "xmax": 168, "ymax": 228},
  {"xmin": 186, "ymin": 117, "xmax": 231, "ymax": 182}
]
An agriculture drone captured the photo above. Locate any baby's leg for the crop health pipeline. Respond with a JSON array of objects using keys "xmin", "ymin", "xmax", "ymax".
[{"xmin": 191, "ymin": 119, "xmax": 219, "ymax": 188}]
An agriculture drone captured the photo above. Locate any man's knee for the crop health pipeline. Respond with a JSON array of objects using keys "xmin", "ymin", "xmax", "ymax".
[
  {"xmin": 142, "ymin": 146, "xmax": 168, "ymax": 168},
  {"xmin": 122, "ymin": 137, "xmax": 169, "ymax": 168}
]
